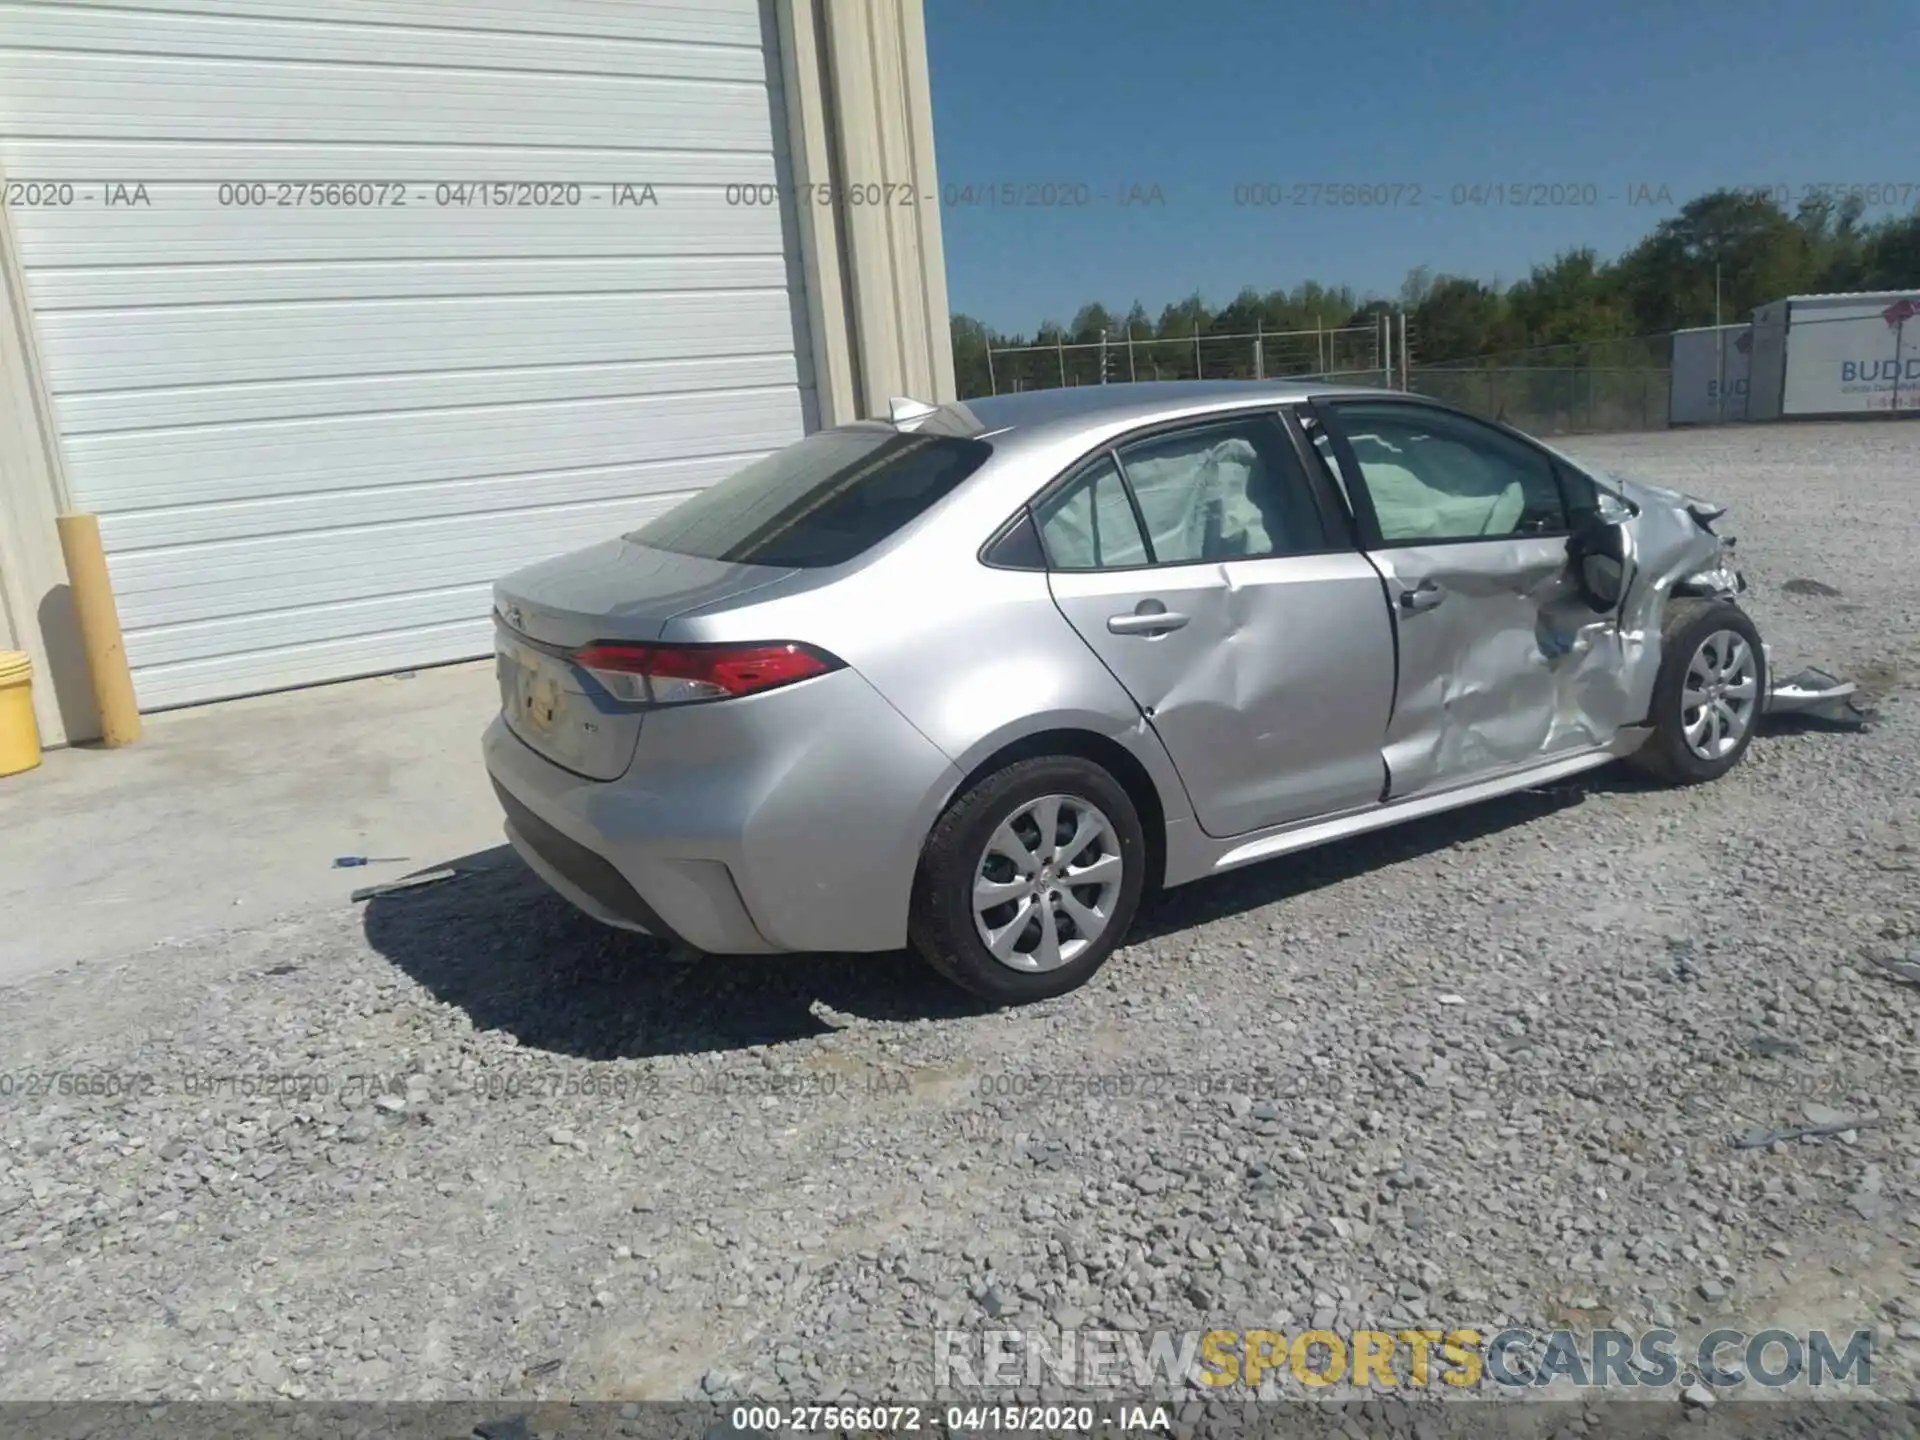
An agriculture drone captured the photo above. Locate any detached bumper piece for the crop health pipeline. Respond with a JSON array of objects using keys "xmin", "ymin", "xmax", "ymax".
[{"xmin": 1765, "ymin": 667, "xmax": 1869, "ymax": 727}]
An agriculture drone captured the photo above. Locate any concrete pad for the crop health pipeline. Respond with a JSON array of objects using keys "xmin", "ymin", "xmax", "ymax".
[{"xmin": 0, "ymin": 660, "xmax": 505, "ymax": 985}]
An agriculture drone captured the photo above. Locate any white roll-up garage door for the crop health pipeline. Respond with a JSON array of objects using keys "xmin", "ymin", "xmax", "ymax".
[{"xmin": 0, "ymin": 0, "xmax": 814, "ymax": 709}]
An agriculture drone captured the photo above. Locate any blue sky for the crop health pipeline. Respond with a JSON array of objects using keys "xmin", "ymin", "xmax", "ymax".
[{"xmin": 923, "ymin": 0, "xmax": 1920, "ymax": 333}]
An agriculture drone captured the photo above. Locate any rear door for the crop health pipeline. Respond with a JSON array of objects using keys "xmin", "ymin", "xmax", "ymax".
[
  {"xmin": 1308, "ymin": 398, "xmax": 1609, "ymax": 799},
  {"xmin": 1039, "ymin": 412, "xmax": 1396, "ymax": 837}
]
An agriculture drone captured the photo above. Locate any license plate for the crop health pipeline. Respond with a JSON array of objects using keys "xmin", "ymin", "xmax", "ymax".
[{"xmin": 497, "ymin": 637, "xmax": 568, "ymax": 737}]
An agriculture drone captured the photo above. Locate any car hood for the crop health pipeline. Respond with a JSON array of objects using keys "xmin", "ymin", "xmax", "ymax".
[
  {"xmin": 1601, "ymin": 469, "xmax": 1727, "ymax": 526},
  {"xmin": 1564, "ymin": 461, "xmax": 1714, "ymax": 521},
  {"xmin": 1592, "ymin": 466, "xmax": 1732, "ymax": 581}
]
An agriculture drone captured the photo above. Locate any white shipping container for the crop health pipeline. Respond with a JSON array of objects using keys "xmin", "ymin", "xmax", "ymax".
[
  {"xmin": 1668, "ymin": 324, "xmax": 1751, "ymax": 424},
  {"xmin": 1748, "ymin": 300, "xmax": 1789, "ymax": 420},
  {"xmin": 1777, "ymin": 292, "xmax": 1920, "ymax": 418}
]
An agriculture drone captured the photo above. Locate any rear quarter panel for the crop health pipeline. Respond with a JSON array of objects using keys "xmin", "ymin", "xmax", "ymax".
[
  {"xmin": 680, "ymin": 556, "xmax": 1193, "ymax": 802},
  {"xmin": 666, "ymin": 539, "xmax": 1197, "ymax": 845},
  {"xmin": 617, "ymin": 666, "xmax": 963, "ymax": 952}
]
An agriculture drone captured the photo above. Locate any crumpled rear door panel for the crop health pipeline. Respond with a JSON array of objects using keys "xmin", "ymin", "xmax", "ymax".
[{"xmin": 1048, "ymin": 553, "xmax": 1395, "ymax": 837}]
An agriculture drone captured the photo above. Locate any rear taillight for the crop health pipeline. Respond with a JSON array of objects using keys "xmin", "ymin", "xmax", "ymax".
[{"xmin": 571, "ymin": 641, "xmax": 842, "ymax": 704}]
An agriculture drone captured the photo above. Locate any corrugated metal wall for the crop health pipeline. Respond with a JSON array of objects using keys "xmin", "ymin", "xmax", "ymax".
[{"xmin": 0, "ymin": 0, "xmax": 815, "ymax": 708}]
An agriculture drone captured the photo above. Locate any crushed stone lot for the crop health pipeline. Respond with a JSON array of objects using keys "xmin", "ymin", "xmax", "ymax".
[{"xmin": 2, "ymin": 421, "xmax": 1918, "ymax": 1411}]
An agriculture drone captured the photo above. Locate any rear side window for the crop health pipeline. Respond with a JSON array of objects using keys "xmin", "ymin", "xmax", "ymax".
[
  {"xmin": 1116, "ymin": 418, "xmax": 1328, "ymax": 562},
  {"xmin": 627, "ymin": 428, "xmax": 993, "ymax": 568},
  {"xmin": 1036, "ymin": 456, "xmax": 1150, "ymax": 569}
]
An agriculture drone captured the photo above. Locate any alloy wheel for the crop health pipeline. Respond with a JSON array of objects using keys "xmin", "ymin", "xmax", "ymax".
[
  {"xmin": 971, "ymin": 794, "xmax": 1124, "ymax": 973},
  {"xmin": 1682, "ymin": 629, "xmax": 1759, "ymax": 760}
]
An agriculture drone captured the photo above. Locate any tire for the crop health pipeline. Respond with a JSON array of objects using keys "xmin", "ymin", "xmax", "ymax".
[
  {"xmin": 909, "ymin": 755, "xmax": 1147, "ymax": 1005},
  {"xmin": 1628, "ymin": 599, "xmax": 1766, "ymax": 785}
]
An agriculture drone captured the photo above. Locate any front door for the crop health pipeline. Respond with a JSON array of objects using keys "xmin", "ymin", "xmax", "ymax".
[
  {"xmin": 1037, "ymin": 413, "xmax": 1396, "ymax": 837},
  {"xmin": 1311, "ymin": 399, "xmax": 1614, "ymax": 799}
]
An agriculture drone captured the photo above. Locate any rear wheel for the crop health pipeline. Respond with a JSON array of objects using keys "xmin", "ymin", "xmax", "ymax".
[
  {"xmin": 1629, "ymin": 600, "xmax": 1766, "ymax": 784},
  {"xmin": 909, "ymin": 755, "xmax": 1146, "ymax": 1004}
]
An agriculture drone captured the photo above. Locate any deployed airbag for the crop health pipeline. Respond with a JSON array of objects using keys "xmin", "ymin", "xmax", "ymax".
[
  {"xmin": 1348, "ymin": 436, "xmax": 1523, "ymax": 540},
  {"xmin": 1127, "ymin": 437, "xmax": 1273, "ymax": 560}
]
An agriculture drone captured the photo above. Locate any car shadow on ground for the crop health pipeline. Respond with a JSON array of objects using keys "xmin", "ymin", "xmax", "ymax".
[
  {"xmin": 364, "ymin": 713, "xmax": 1866, "ymax": 1061},
  {"xmin": 361, "ymin": 846, "xmax": 980, "ymax": 1059},
  {"xmin": 362, "ymin": 783, "xmax": 1595, "ymax": 1061}
]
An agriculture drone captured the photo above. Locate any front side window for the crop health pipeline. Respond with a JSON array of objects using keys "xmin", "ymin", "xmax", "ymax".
[
  {"xmin": 1329, "ymin": 403, "xmax": 1569, "ymax": 543},
  {"xmin": 628, "ymin": 427, "xmax": 992, "ymax": 568}
]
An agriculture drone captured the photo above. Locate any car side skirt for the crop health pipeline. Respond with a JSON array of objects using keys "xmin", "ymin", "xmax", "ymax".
[{"xmin": 1167, "ymin": 728, "xmax": 1650, "ymax": 882}]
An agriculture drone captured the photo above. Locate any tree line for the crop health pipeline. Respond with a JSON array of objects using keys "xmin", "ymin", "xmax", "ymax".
[{"xmin": 949, "ymin": 189, "xmax": 1920, "ymax": 397}]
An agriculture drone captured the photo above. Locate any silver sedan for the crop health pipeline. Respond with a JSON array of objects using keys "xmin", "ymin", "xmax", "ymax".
[{"xmin": 484, "ymin": 381, "xmax": 1815, "ymax": 1003}]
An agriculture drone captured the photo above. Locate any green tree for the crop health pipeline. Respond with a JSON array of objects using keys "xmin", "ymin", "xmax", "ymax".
[
  {"xmin": 1405, "ymin": 277, "xmax": 1519, "ymax": 363},
  {"xmin": 1065, "ymin": 303, "xmax": 1119, "ymax": 384},
  {"xmin": 1505, "ymin": 249, "xmax": 1632, "ymax": 351},
  {"xmin": 1860, "ymin": 209, "xmax": 1920, "ymax": 290},
  {"xmin": 1068, "ymin": 302, "xmax": 1116, "ymax": 343},
  {"xmin": 949, "ymin": 312, "xmax": 995, "ymax": 399},
  {"xmin": 1797, "ymin": 193, "xmax": 1871, "ymax": 292},
  {"xmin": 1209, "ymin": 287, "xmax": 1266, "ymax": 377},
  {"xmin": 1149, "ymin": 293, "xmax": 1211, "ymax": 380},
  {"xmin": 1614, "ymin": 190, "xmax": 1817, "ymax": 331},
  {"xmin": 947, "ymin": 184, "xmax": 1920, "ymax": 395}
]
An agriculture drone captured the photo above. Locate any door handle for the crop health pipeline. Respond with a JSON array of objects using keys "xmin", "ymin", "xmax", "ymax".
[
  {"xmin": 1108, "ymin": 610, "xmax": 1189, "ymax": 635},
  {"xmin": 1398, "ymin": 581, "xmax": 1445, "ymax": 613}
]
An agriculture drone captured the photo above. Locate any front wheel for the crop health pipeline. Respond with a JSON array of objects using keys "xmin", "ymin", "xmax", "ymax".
[
  {"xmin": 909, "ymin": 755, "xmax": 1146, "ymax": 1005},
  {"xmin": 1629, "ymin": 599, "xmax": 1766, "ymax": 784}
]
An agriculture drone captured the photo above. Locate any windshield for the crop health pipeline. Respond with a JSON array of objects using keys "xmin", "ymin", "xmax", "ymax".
[{"xmin": 626, "ymin": 427, "xmax": 994, "ymax": 568}]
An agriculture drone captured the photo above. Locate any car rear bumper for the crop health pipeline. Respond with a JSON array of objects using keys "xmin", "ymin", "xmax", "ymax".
[
  {"xmin": 494, "ymin": 778, "xmax": 685, "ymax": 940},
  {"xmin": 481, "ymin": 666, "xmax": 962, "ymax": 954},
  {"xmin": 486, "ymin": 718, "xmax": 777, "ymax": 952}
]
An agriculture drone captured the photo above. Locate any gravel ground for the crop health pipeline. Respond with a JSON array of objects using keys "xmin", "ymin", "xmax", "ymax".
[{"xmin": 2, "ymin": 421, "xmax": 1918, "ymax": 1414}]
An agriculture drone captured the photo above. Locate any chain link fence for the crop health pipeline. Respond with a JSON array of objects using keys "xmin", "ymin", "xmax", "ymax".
[
  {"xmin": 960, "ymin": 323, "xmax": 1677, "ymax": 435},
  {"xmin": 1405, "ymin": 336, "xmax": 1672, "ymax": 435},
  {"xmin": 972, "ymin": 319, "xmax": 1397, "ymax": 396}
]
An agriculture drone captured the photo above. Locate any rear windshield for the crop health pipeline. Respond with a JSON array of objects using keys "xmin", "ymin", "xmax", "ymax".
[{"xmin": 626, "ymin": 428, "xmax": 994, "ymax": 568}]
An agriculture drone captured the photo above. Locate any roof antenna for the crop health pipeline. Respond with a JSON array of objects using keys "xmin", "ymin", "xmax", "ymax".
[{"xmin": 888, "ymin": 396, "xmax": 940, "ymax": 429}]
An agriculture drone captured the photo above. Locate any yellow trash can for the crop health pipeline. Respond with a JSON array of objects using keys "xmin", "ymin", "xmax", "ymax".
[{"xmin": 0, "ymin": 651, "xmax": 43, "ymax": 777}]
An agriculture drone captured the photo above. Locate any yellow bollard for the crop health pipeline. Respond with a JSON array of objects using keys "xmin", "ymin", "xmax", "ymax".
[
  {"xmin": 55, "ymin": 512, "xmax": 141, "ymax": 747},
  {"xmin": 0, "ymin": 650, "xmax": 41, "ymax": 775}
]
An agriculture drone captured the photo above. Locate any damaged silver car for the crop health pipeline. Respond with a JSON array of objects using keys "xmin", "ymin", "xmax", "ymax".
[{"xmin": 486, "ymin": 381, "xmax": 1850, "ymax": 1004}]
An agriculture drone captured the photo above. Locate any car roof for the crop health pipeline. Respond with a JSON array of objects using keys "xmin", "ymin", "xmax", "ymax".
[{"xmin": 892, "ymin": 379, "xmax": 1395, "ymax": 450}]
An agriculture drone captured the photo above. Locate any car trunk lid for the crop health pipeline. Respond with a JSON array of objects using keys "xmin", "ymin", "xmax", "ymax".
[{"xmin": 493, "ymin": 538, "xmax": 795, "ymax": 779}]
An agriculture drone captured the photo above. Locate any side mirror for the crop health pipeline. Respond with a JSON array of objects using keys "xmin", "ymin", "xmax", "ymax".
[{"xmin": 1567, "ymin": 518, "xmax": 1630, "ymax": 611}]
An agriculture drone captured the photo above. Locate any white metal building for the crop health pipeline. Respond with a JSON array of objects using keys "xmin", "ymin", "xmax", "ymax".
[
  {"xmin": 1747, "ymin": 291, "xmax": 1920, "ymax": 422},
  {"xmin": 0, "ymin": 0, "xmax": 954, "ymax": 745}
]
